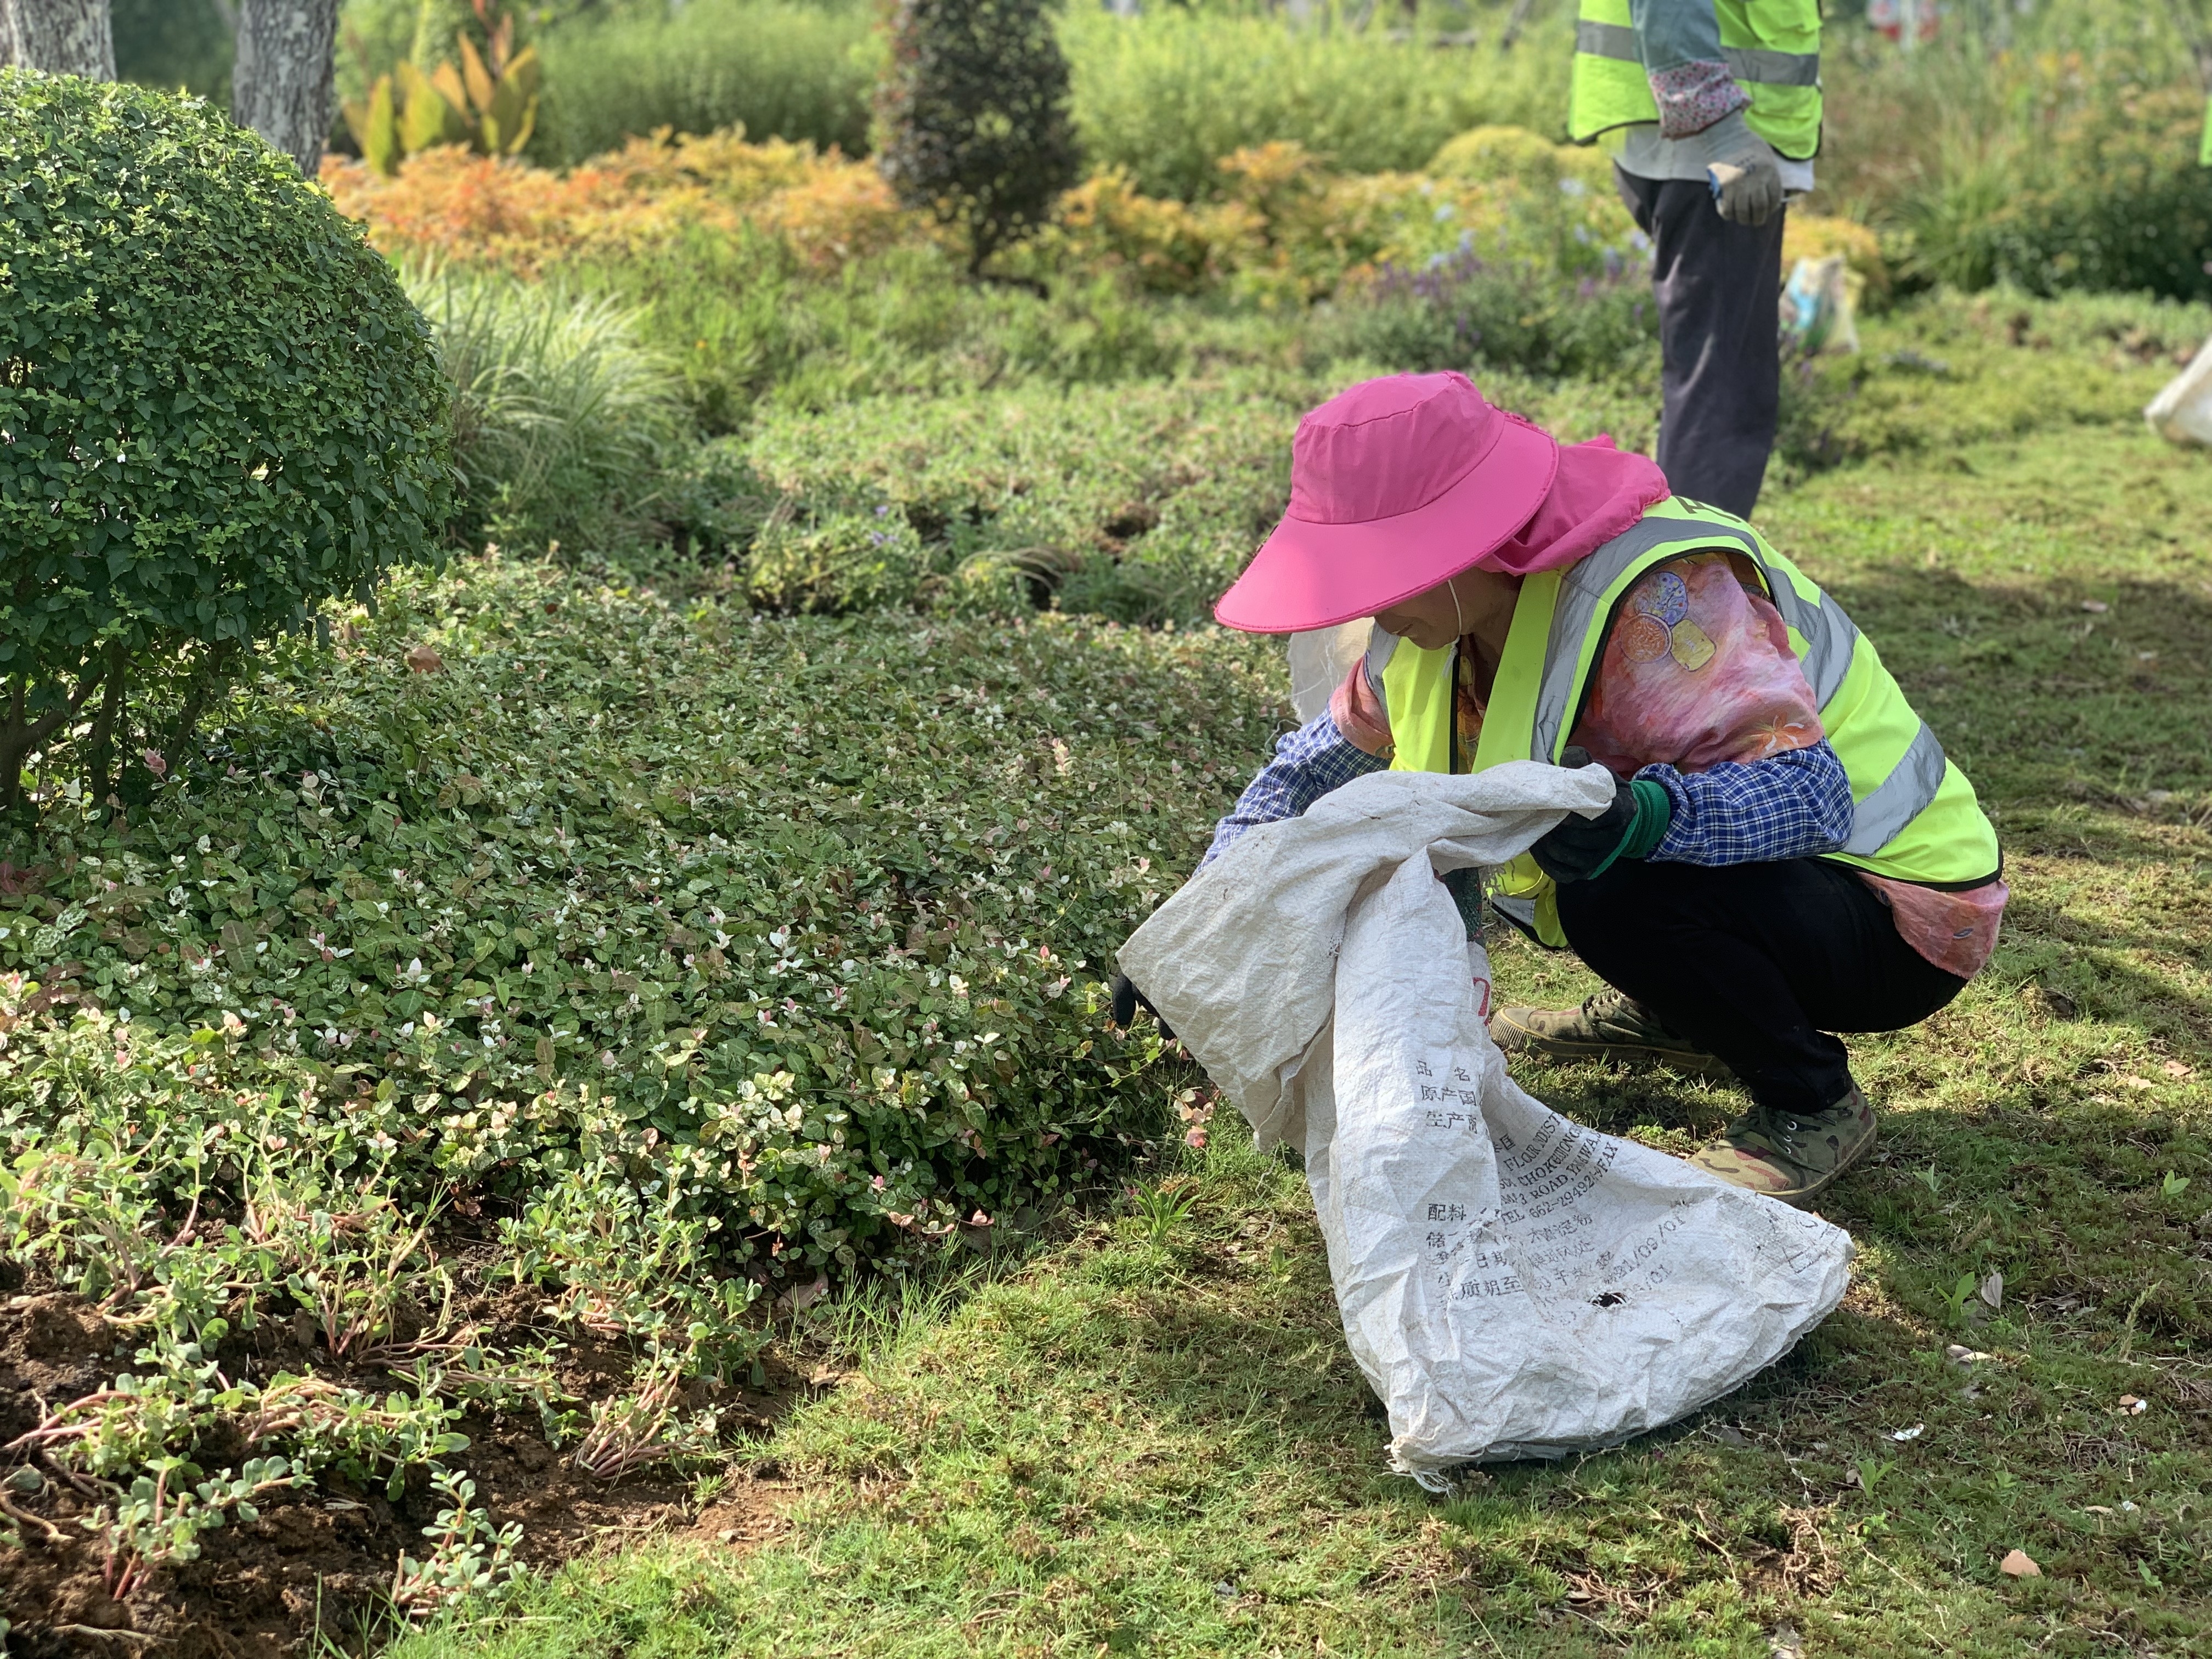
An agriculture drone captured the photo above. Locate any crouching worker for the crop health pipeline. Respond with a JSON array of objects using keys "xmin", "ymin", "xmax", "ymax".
[{"xmin": 1122, "ymin": 371, "xmax": 2005, "ymax": 1206}]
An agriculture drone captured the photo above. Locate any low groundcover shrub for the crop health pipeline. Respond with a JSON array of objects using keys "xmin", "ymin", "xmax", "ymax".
[
  {"xmin": 0, "ymin": 550, "xmax": 1284, "ymax": 1603},
  {"xmin": 1, "ymin": 554, "xmax": 1283, "ymax": 1288}
]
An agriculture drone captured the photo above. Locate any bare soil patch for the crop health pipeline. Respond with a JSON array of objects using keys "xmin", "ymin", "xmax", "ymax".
[{"xmin": 0, "ymin": 1288, "xmax": 808, "ymax": 1655}]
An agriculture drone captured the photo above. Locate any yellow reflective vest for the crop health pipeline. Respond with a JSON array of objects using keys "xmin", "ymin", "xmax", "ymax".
[
  {"xmin": 1376, "ymin": 498, "xmax": 2000, "ymax": 947},
  {"xmin": 1567, "ymin": 0, "xmax": 1823, "ymax": 162}
]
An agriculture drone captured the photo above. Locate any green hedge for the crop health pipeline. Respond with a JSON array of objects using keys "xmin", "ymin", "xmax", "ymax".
[
  {"xmin": 1949, "ymin": 86, "xmax": 2212, "ymax": 301},
  {"xmin": 561, "ymin": 236, "xmax": 1184, "ymax": 437},
  {"xmin": 0, "ymin": 72, "xmax": 450, "ymax": 811},
  {"xmin": 0, "ymin": 552, "xmax": 1282, "ymax": 1283},
  {"xmin": 508, "ymin": 2, "xmax": 1572, "ymax": 195},
  {"xmin": 0, "ymin": 540, "xmax": 1286, "ymax": 1602},
  {"xmin": 1063, "ymin": 5, "xmax": 1570, "ymax": 200}
]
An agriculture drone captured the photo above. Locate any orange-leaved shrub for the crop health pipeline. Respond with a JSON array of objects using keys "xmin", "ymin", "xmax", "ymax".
[{"xmin": 322, "ymin": 128, "xmax": 917, "ymax": 277}]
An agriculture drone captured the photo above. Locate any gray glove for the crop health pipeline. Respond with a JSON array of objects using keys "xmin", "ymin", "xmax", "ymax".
[{"xmin": 1690, "ymin": 109, "xmax": 1783, "ymax": 227}]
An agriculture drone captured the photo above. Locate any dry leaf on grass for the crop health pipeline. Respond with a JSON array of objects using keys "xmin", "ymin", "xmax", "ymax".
[
  {"xmin": 774, "ymin": 1274, "xmax": 830, "ymax": 1316},
  {"xmin": 2000, "ymin": 1548, "xmax": 2041, "ymax": 1577}
]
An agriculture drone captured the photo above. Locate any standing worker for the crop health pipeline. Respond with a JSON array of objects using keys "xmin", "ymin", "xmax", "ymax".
[{"xmin": 1568, "ymin": 0, "xmax": 1821, "ymax": 517}]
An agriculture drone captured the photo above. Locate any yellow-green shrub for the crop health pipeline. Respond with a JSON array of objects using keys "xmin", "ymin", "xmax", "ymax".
[
  {"xmin": 1044, "ymin": 167, "xmax": 1264, "ymax": 295},
  {"xmin": 321, "ymin": 128, "xmax": 916, "ymax": 278},
  {"xmin": 1426, "ymin": 124, "xmax": 1613, "ymax": 194}
]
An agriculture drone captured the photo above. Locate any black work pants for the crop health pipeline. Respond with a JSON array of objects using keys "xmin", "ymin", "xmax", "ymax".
[
  {"xmin": 1614, "ymin": 167, "xmax": 1787, "ymax": 519},
  {"xmin": 1553, "ymin": 857, "xmax": 1967, "ymax": 1116}
]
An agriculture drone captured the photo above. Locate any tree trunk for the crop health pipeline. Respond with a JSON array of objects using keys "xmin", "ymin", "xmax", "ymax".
[
  {"xmin": 0, "ymin": 0, "xmax": 115, "ymax": 77},
  {"xmin": 232, "ymin": 0, "xmax": 339, "ymax": 175}
]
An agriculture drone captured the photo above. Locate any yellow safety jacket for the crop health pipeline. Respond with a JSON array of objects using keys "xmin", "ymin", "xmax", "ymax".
[
  {"xmin": 1567, "ymin": 0, "xmax": 1823, "ymax": 162},
  {"xmin": 1376, "ymin": 498, "xmax": 2000, "ymax": 947}
]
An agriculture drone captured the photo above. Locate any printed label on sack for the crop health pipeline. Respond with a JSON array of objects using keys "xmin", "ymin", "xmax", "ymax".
[
  {"xmin": 1406, "ymin": 1061, "xmax": 1709, "ymax": 1310},
  {"xmin": 1413, "ymin": 1054, "xmax": 1483, "ymax": 1130}
]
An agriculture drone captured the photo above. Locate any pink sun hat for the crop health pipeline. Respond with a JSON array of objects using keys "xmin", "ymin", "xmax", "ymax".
[{"xmin": 1214, "ymin": 371, "xmax": 1560, "ymax": 635}]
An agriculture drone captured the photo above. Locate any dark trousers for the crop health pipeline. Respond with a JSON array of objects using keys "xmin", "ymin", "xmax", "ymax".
[
  {"xmin": 1615, "ymin": 167, "xmax": 1787, "ymax": 519},
  {"xmin": 1553, "ymin": 857, "xmax": 1967, "ymax": 1116}
]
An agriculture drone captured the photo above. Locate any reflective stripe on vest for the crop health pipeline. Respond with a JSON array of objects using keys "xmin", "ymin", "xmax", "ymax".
[
  {"xmin": 1379, "ymin": 498, "xmax": 1999, "ymax": 941},
  {"xmin": 1567, "ymin": 0, "xmax": 1822, "ymax": 162}
]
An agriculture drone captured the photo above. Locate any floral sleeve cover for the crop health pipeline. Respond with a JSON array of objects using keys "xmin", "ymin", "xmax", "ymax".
[
  {"xmin": 1572, "ymin": 552, "xmax": 2005, "ymax": 979},
  {"xmin": 1572, "ymin": 553, "xmax": 1822, "ymax": 771}
]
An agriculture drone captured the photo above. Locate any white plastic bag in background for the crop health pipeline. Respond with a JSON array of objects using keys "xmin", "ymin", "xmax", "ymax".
[
  {"xmin": 1781, "ymin": 255, "xmax": 1859, "ymax": 356},
  {"xmin": 1119, "ymin": 766, "xmax": 1854, "ymax": 1481},
  {"xmin": 2146, "ymin": 333, "xmax": 2212, "ymax": 448}
]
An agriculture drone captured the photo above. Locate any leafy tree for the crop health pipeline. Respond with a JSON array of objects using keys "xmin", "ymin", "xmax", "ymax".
[
  {"xmin": 0, "ymin": 72, "xmax": 451, "ymax": 814},
  {"xmin": 873, "ymin": 0, "xmax": 1080, "ymax": 277}
]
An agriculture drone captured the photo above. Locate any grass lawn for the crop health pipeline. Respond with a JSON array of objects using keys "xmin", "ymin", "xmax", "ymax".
[
  {"xmin": 3, "ymin": 292, "xmax": 2209, "ymax": 1654},
  {"xmin": 379, "ymin": 330, "xmax": 2212, "ymax": 1654}
]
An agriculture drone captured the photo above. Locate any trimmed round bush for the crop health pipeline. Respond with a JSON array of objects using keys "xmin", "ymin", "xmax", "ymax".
[{"xmin": 0, "ymin": 71, "xmax": 450, "ymax": 809}]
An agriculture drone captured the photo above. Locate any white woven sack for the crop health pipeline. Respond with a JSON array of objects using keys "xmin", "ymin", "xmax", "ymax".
[{"xmin": 1119, "ymin": 766, "xmax": 1854, "ymax": 1481}]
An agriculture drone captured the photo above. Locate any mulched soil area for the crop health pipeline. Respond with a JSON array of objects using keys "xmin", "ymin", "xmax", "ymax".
[{"xmin": 0, "ymin": 1283, "xmax": 809, "ymax": 1655}]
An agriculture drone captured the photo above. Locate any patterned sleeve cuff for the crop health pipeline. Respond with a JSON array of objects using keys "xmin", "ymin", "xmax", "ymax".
[
  {"xmin": 1201, "ymin": 712, "xmax": 1391, "ymax": 866},
  {"xmin": 1647, "ymin": 59, "xmax": 1750, "ymax": 139},
  {"xmin": 1639, "ymin": 741, "xmax": 1855, "ymax": 866}
]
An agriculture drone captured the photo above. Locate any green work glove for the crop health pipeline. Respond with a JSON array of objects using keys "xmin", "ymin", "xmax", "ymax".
[
  {"xmin": 1693, "ymin": 109, "xmax": 1784, "ymax": 227},
  {"xmin": 1532, "ymin": 749, "xmax": 1672, "ymax": 884}
]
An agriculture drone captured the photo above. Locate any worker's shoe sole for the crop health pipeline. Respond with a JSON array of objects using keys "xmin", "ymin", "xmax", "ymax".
[
  {"xmin": 1489, "ymin": 991, "xmax": 1732, "ymax": 1079},
  {"xmin": 1689, "ymin": 1087, "xmax": 1877, "ymax": 1209}
]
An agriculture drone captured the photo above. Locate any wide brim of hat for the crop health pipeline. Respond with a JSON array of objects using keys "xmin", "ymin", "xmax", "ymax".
[{"xmin": 1213, "ymin": 412, "xmax": 1559, "ymax": 634}]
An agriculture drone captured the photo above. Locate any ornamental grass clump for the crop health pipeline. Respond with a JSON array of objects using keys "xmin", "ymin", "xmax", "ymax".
[
  {"xmin": 0, "ymin": 72, "xmax": 452, "ymax": 817},
  {"xmin": 403, "ymin": 264, "xmax": 689, "ymax": 549}
]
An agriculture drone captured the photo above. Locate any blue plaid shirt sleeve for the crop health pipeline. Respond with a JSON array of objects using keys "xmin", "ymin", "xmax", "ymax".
[
  {"xmin": 1638, "ymin": 738, "xmax": 1854, "ymax": 865},
  {"xmin": 1203, "ymin": 712, "xmax": 1390, "ymax": 866}
]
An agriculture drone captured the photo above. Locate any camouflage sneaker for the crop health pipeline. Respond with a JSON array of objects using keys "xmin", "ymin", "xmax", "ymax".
[
  {"xmin": 1690, "ymin": 1086, "xmax": 1877, "ymax": 1207},
  {"xmin": 1489, "ymin": 987, "xmax": 1731, "ymax": 1077}
]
